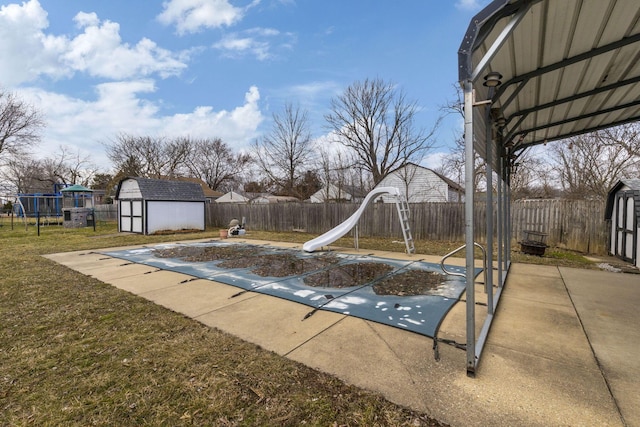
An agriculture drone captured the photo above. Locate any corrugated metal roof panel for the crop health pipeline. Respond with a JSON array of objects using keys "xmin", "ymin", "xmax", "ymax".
[{"xmin": 459, "ymin": 0, "xmax": 640, "ymax": 169}]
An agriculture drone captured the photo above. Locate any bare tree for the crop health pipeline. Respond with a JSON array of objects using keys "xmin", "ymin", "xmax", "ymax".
[
  {"xmin": 40, "ymin": 146, "xmax": 99, "ymax": 187},
  {"xmin": 0, "ymin": 89, "xmax": 45, "ymax": 164},
  {"xmin": 104, "ymin": 134, "xmax": 192, "ymax": 178},
  {"xmin": 435, "ymin": 136, "xmax": 490, "ymax": 191},
  {"xmin": 600, "ymin": 123, "xmax": 640, "ymax": 173},
  {"xmin": 0, "ymin": 153, "xmax": 46, "ymax": 194},
  {"xmin": 252, "ymin": 103, "xmax": 314, "ymax": 197},
  {"xmin": 436, "ymin": 84, "xmax": 486, "ymax": 189},
  {"xmin": 104, "ymin": 134, "xmax": 153, "ymax": 177},
  {"xmin": 550, "ymin": 123, "xmax": 640, "ymax": 200},
  {"xmin": 315, "ymin": 144, "xmax": 356, "ymax": 202},
  {"xmin": 163, "ymin": 137, "xmax": 192, "ymax": 178},
  {"xmin": 0, "ymin": 147, "xmax": 99, "ymax": 196},
  {"xmin": 91, "ymin": 173, "xmax": 113, "ymax": 188},
  {"xmin": 185, "ymin": 137, "xmax": 251, "ymax": 191},
  {"xmin": 508, "ymin": 147, "xmax": 557, "ymax": 199},
  {"xmin": 325, "ymin": 78, "xmax": 439, "ymax": 185}
]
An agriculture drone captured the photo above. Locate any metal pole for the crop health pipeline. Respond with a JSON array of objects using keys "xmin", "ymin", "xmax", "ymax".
[
  {"xmin": 485, "ymin": 111, "xmax": 494, "ymax": 314},
  {"xmin": 506, "ymin": 164, "xmax": 512, "ymax": 265},
  {"xmin": 354, "ymin": 225, "xmax": 359, "ymax": 251},
  {"xmin": 497, "ymin": 156, "xmax": 504, "ymax": 286},
  {"xmin": 463, "ymin": 79, "xmax": 476, "ymax": 375}
]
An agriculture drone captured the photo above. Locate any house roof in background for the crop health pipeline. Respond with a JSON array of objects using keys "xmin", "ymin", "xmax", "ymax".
[
  {"xmin": 216, "ymin": 191, "xmax": 250, "ymax": 203},
  {"xmin": 173, "ymin": 177, "xmax": 223, "ymax": 199}
]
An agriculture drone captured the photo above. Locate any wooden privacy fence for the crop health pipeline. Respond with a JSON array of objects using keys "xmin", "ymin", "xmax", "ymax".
[
  {"xmin": 510, "ymin": 199, "xmax": 607, "ymax": 254},
  {"xmin": 208, "ymin": 199, "xmax": 609, "ymax": 255}
]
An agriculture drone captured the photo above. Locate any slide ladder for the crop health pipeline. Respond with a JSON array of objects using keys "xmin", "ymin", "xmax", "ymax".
[
  {"xmin": 302, "ymin": 187, "xmax": 400, "ymax": 252},
  {"xmin": 395, "ymin": 195, "xmax": 415, "ymax": 254}
]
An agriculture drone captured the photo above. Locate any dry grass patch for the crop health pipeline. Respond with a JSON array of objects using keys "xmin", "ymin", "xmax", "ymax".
[
  {"xmin": 0, "ymin": 222, "xmax": 595, "ymax": 425},
  {"xmin": 0, "ymin": 223, "xmax": 443, "ymax": 426}
]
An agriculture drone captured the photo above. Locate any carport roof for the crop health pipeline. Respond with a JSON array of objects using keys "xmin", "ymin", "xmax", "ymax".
[{"xmin": 458, "ymin": 0, "xmax": 640, "ymax": 168}]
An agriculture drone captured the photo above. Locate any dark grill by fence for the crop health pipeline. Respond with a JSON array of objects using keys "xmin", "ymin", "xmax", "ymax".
[{"xmin": 511, "ymin": 199, "xmax": 606, "ymax": 254}]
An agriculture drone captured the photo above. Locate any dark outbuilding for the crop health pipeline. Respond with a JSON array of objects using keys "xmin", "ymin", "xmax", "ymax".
[{"xmin": 605, "ymin": 179, "xmax": 640, "ymax": 269}]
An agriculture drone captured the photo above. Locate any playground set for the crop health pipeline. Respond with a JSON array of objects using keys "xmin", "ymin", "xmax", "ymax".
[{"xmin": 5, "ymin": 183, "xmax": 95, "ymax": 229}]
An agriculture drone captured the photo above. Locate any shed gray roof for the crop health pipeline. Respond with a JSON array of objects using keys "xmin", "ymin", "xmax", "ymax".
[
  {"xmin": 620, "ymin": 179, "xmax": 640, "ymax": 191},
  {"xmin": 116, "ymin": 177, "xmax": 205, "ymax": 201}
]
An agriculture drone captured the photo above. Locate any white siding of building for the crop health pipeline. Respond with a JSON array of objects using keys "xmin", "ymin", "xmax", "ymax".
[
  {"xmin": 309, "ymin": 184, "xmax": 353, "ymax": 203},
  {"xmin": 146, "ymin": 201, "xmax": 205, "ymax": 234},
  {"xmin": 376, "ymin": 164, "xmax": 456, "ymax": 203},
  {"xmin": 117, "ymin": 179, "xmax": 143, "ymax": 199}
]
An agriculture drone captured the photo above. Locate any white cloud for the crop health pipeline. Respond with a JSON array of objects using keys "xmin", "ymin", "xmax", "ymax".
[
  {"xmin": 267, "ymin": 80, "xmax": 340, "ymax": 119},
  {"xmin": 162, "ymin": 86, "xmax": 263, "ymax": 144},
  {"xmin": 214, "ymin": 34, "xmax": 269, "ymax": 60},
  {"xmin": 0, "ymin": 0, "xmax": 68, "ymax": 85},
  {"xmin": 0, "ymin": 0, "xmax": 188, "ymax": 86},
  {"xmin": 284, "ymin": 81, "xmax": 341, "ymax": 100},
  {"xmin": 19, "ymin": 84, "xmax": 264, "ymax": 171},
  {"xmin": 157, "ymin": 0, "xmax": 245, "ymax": 35},
  {"xmin": 73, "ymin": 11, "xmax": 99, "ymax": 28},
  {"xmin": 455, "ymin": 0, "xmax": 490, "ymax": 11},
  {"xmin": 213, "ymin": 27, "xmax": 293, "ymax": 61},
  {"xmin": 419, "ymin": 151, "xmax": 447, "ymax": 170},
  {"xmin": 63, "ymin": 15, "xmax": 188, "ymax": 79}
]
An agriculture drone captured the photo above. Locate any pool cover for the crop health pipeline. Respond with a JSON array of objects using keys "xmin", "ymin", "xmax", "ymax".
[{"xmin": 101, "ymin": 241, "xmax": 481, "ymax": 338}]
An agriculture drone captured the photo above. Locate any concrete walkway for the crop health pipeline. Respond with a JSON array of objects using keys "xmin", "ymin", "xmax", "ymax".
[{"xmin": 44, "ymin": 239, "xmax": 639, "ymax": 427}]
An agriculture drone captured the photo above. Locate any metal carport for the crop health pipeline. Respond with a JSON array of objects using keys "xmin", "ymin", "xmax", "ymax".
[{"xmin": 458, "ymin": 0, "xmax": 640, "ymax": 375}]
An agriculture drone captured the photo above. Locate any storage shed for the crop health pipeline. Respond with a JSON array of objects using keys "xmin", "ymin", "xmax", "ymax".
[
  {"xmin": 115, "ymin": 177, "xmax": 206, "ymax": 235},
  {"xmin": 605, "ymin": 179, "xmax": 640, "ymax": 269}
]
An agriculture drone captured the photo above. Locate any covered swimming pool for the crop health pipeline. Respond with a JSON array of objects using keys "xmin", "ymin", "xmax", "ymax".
[{"xmin": 102, "ymin": 240, "xmax": 481, "ymax": 340}]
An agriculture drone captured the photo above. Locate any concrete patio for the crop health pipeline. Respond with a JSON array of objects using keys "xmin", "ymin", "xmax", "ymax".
[{"xmin": 44, "ymin": 238, "xmax": 639, "ymax": 426}]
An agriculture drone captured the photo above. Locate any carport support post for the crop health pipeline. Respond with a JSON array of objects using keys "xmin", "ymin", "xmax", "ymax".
[
  {"xmin": 485, "ymin": 108, "xmax": 494, "ymax": 313},
  {"xmin": 463, "ymin": 79, "xmax": 476, "ymax": 375},
  {"xmin": 497, "ymin": 156, "xmax": 505, "ymax": 284}
]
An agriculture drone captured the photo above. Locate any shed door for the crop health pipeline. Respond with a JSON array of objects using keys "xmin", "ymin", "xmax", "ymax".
[
  {"xmin": 119, "ymin": 200, "xmax": 143, "ymax": 233},
  {"xmin": 615, "ymin": 192, "xmax": 636, "ymax": 263}
]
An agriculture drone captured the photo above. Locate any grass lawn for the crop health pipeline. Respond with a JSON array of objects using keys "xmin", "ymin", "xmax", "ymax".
[{"xmin": 0, "ymin": 220, "xmax": 595, "ymax": 426}]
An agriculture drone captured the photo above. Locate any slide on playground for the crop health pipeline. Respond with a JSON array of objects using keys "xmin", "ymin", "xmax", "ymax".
[{"xmin": 302, "ymin": 187, "xmax": 400, "ymax": 253}]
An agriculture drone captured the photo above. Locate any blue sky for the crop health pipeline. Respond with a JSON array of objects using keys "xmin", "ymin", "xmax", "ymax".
[{"xmin": 0, "ymin": 0, "xmax": 491, "ymax": 172}]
